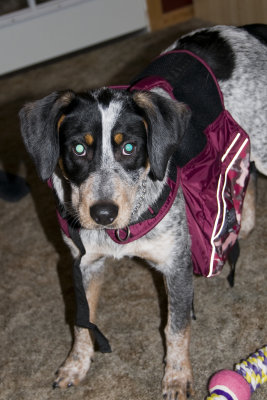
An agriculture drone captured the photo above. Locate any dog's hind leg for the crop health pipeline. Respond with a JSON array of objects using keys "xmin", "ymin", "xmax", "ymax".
[
  {"xmin": 239, "ymin": 163, "xmax": 257, "ymax": 239},
  {"xmin": 162, "ymin": 265, "xmax": 194, "ymax": 400},
  {"xmin": 53, "ymin": 266, "xmax": 105, "ymax": 389}
]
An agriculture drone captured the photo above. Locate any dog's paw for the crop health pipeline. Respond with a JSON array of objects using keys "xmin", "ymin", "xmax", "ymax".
[
  {"xmin": 162, "ymin": 370, "xmax": 194, "ymax": 400},
  {"xmin": 53, "ymin": 352, "xmax": 93, "ymax": 389},
  {"xmin": 162, "ymin": 381, "xmax": 194, "ymax": 400}
]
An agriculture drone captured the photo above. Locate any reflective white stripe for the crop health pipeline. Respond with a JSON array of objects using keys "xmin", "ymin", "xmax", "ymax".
[
  {"xmin": 215, "ymin": 138, "xmax": 249, "ymax": 241},
  {"xmin": 208, "ymin": 138, "xmax": 249, "ymax": 277},
  {"xmin": 221, "ymin": 132, "xmax": 241, "ymax": 162},
  {"xmin": 209, "ymin": 384, "xmax": 238, "ymax": 400},
  {"xmin": 208, "ymin": 174, "xmax": 222, "ymax": 277}
]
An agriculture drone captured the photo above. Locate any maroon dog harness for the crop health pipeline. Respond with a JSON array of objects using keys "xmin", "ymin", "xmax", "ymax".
[{"xmin": 49, "ymin": 50, "xmax": 250, "ymax": 352}]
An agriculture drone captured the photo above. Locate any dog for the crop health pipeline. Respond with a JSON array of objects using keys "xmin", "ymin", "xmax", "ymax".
[{"xmin": 19, "ymin": 25, "xmax": 267, "ymax": 399}]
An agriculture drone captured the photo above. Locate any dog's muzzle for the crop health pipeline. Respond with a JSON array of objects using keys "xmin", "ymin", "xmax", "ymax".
[{"xmin": 90, "ymin": 201, "xmax": 119, "ymax": 226}]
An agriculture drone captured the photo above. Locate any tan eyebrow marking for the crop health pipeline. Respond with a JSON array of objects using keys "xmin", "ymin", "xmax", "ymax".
[
  {"xmin": 133, "ymin": 92, "xmax": 156, "ymax": 114},
  {"xmin": 85, "ymin": 133, "xmax": 94, "ymax": 146},
  {"xmin": 58, "ymin": 158, "xmax": 69, "ymax": 181},
  {"xmin": 143, "ymin": 119, "xmax": 148, "ymax": 132},
  {"xmin": 59, "ymin": 91, "xmax": 75, "ymax": 106},
  {"xmin": 57, "ymin": 114, "xmax": 65, "ymax": 132},
  {"xmin": 114, "ymin": 133, "xmax": 124, "ymax": 145}
]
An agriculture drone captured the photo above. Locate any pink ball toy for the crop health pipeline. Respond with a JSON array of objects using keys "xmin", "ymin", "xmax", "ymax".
[{"xmin": 209, "ymin": 370, "xmax": 251, "ymax": 400}]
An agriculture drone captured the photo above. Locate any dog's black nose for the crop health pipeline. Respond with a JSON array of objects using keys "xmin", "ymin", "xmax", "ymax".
[{"xmin": 90, "ymin": 201, "xmax": 119, "ymax": 226}]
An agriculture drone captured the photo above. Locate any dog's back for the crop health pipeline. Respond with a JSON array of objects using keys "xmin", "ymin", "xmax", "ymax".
[{"xmin": 165, "ymin": 25, "xmax": 267, "ymax": 176}]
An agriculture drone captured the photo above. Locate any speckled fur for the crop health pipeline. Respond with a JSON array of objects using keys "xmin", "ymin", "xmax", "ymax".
[
  {"xmin": 19, "ymin": 24, "xmax": 267, "ymax": 399},
  {"xmin": 216, "ymin": 27, "xmax": 267, "ymax": 176}
]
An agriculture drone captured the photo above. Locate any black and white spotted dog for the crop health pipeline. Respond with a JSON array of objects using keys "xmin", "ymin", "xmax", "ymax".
[{"xmin": 20, "ymin": 25, "xmax": 267, "ymax": 399}]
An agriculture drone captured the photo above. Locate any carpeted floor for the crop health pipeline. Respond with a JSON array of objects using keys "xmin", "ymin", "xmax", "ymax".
[{"xmin": 0, "ymin": 18, "xmax": 266, "ymax": 400}]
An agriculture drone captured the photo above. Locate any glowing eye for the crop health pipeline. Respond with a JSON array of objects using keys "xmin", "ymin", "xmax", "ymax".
[
  {"xmin": 122, "ymin": 143, "xmax": 135, "ymax": 156},
  {"xmin": 74, "ymin": 144, "xmax": 86, "ymax": 156}
]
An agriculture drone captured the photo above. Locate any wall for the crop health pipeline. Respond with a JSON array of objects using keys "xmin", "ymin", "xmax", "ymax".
[{"xmin": 194, "ymin": 0, "xmax": 267, "ymax": 25}]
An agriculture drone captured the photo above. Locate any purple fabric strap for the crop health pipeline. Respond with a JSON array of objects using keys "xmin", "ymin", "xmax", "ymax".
[
  {"xmin": 130, "ymin": 75, "xmax": 176, "ymax": 99},
  {"xmin": 47, "ymin": 178, "xmax": 71, "ymax": 238}
]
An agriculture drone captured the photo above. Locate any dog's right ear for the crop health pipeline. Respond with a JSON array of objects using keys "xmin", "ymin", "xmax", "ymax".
[
  {"xmin": 19, "ymin": 90, "xmax": 75, "ymax": 181},
  {"xmin": 133, "ymin": 91, "xmax": 191, "ymax": 180}
]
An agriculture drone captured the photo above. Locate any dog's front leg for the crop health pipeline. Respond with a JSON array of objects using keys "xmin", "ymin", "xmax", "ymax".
[
  {"xmin": 53, "ymin": 260, "xmax": 105, "ymax": 389},
  {"xmin": 162, "ymin": 262, "xmax": 194, "ymax": 400}
]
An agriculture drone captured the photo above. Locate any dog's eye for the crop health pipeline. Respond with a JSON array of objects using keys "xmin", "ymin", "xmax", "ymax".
[
  {"xmin": 74, "ymin": 144, "xmax": 86, "ymax": 156},
  {"xmin": 122, "ymin": 143, "xmax": 135, "ymax": 156}
]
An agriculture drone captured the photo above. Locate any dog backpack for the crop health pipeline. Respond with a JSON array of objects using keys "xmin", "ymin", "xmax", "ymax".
[{"xmin": 49, "ymin": 50, "xmax": 250, "ymax": 352}]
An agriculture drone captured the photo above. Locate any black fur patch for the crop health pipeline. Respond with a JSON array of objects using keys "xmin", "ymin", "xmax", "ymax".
[
  {"xmin": 95, "ymin": 88, "xmax": 114, "ymax": 108},
  {"xmin": 176, "ymin": 29, "xmax": 235, "ymax": 81},
  {"xmin": 240, "ymin": 24, "xmax": 267, "ymax": 46}
]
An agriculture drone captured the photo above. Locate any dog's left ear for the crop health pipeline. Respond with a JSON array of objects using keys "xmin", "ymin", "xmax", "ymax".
[
  {"xmin": 19, "ymin": 91, "xmax": 76, "ymax": 180},
  {"xmin": 133, "ymin": 91, "xmax": 191, "ymax": 180}
]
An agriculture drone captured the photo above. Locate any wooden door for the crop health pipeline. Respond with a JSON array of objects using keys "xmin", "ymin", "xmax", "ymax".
[
  {"xmin": 194, "ymin": 0, "xmax": 267, "ymax": 25},
  {"xmin": 146, "ymin": 0, "xmax": 194, "ymax": 31}
]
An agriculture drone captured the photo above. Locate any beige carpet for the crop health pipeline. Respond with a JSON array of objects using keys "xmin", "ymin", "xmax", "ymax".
[{"xmin": 0, "ymin": 18, "xmax": 266, "ymax": 400}]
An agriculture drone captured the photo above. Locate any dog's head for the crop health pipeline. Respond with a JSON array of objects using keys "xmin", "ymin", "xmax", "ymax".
[{"xmin": 19, "ymin": 88, "xmax": 190, "ymax": 229}]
